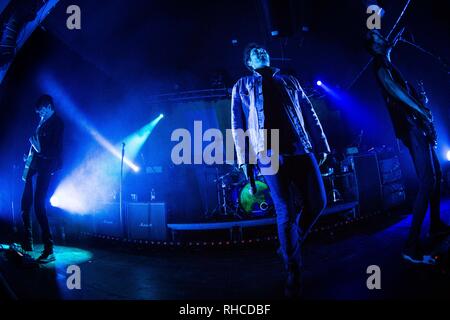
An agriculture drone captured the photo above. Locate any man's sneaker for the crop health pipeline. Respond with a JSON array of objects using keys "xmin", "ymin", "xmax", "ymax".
[
  {"xmin": 429, "ymin": 222, "xmax": 450, "ymax": 238},
  {"xmin": 402, "ymin": 247, "xmax": 436, "ymax": 265},
  {"xmin": 37, "ymin": 249, "xmax": 55, "ymax": 264},
  {"xmin": 285, "ymin": 271, "xmax": 302, "ymax": 299},
  {"xmin": 284, "ymin": 263, "xmax": 302, "ymax": 299}
]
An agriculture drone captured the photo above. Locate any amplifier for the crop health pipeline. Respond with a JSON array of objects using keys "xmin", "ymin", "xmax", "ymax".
[
  {"xmin": 127, "ymin": 202, "xmax": 167, "ymax": 241},
  {"xmin": 93, "ymin": 202, "xmax": 125, "ymax": 238},
  {"xmin": 382, "ymin": 182, "xmax": 406, "ymax": 209},
  {"xmin": 351, "ymin": 154, "xmax": 383, "ymax": 215}
]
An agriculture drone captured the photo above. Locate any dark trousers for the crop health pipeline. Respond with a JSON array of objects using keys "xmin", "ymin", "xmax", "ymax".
[
  {"xmin": 261, "ymin": 153, "xmax": 327, "ymax": 271},
  {"xmin": 402, "ymin": 126, "xmax": 442, "ymax": 248},
  {"xmin": 21, "ymin": 168, "xmax": 54, "ymax": 249}
]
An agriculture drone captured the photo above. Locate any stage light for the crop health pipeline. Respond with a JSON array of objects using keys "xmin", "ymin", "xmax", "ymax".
[
  {"xmin": 316, "ymin": 80, "xmax": 341, "ymax": 99},
  {"xmin": 446, "ymin": 150, "xmax": 450, "ymax": 161},
  {"xmin": 122, "ymin": 114, "xmax": 165, "ymax": 163},
  {"xmin": 50, "ymin": 196, "xmax": 59, "ymax": 207},
  {"xmin": 40, "ymin": 74, "xmax": 140, "ymax": 172},
  {"xmin": 50, "ymin": 114, "xmax": 163, "ymax": 215}
]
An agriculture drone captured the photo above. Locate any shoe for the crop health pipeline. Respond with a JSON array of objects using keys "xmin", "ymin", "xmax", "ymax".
[
  {"xmin": 284, "ymin": 264, "xmax": 302, "ymax": 299},
  {"xmin": 285, "ymin": 271, "xmax": 302, "ymax": 298},
  {"xmin": 429, "ymin": 222, "xmax": 450, "ymax": 238},
  {"xmin": 402, "ymin": 246, "xmax": 436, "ymax": 265},
  {"xmin": 37, "ymin": 249, "xmax": 55, "ymax": 264}
]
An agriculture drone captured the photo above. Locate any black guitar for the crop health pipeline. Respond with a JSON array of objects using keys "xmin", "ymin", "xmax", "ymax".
[{"xmin": 410, "ymin": 80, "xmax": 437, "ymax": 146}]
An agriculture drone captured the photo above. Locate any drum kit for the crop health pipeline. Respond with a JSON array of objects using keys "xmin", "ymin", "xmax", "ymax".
[{"xmin": 209, "ymin": 165, "xmax": 274, "ymax": 220}]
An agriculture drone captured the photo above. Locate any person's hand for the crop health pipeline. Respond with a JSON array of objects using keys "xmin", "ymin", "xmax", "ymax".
[
  {"xmin": 240, "ymin": 164, "xmax": 253, "ymax": 180},
  {"xmin": 318, "ymin": 153, "xmax": 328, "ymax": 167},
  {"xmin": 249, "ymin": 179, "xmax": 257, "ymax": 195},
  {"xmin": 29, "ymin": 136, "xmax": 41, "ymax": 153}
]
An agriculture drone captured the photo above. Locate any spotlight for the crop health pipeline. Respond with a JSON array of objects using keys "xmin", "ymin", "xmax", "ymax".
[
  {"xmin": 50, "ymin": 196, "xmax": 59, "ymax": 207},
  {"xmin": 316, "ymin": 80, "xmax": 322, "ymax": 86},
  {"xmin": 159, "ymin": 113, "xmax": 164, "ymax": 118},
  {"xmin": 50, "ymin": 114, "xmax": 162, "ymax": 214},
  {"xmin": 446, "ymin": 150, "xmax": 450, "ymax": 161}
]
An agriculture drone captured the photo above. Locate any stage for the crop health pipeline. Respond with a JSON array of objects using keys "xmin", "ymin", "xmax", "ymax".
[
  {"xmin": 1, "ymin": 0, "xmax": 449, "ymax": 309},
  {"xmin": 1, "ymin": 203, "xmax": 449, "ymax": 300}
]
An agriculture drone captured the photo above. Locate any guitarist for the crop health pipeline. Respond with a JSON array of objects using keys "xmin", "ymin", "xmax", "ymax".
[
  {"xmin": 366, "ymin": 30, "xmax": 449, "ymax": 264},
  {"xmin": 20, "ymin": 94, "xmax": 64, "ymax": 263}
]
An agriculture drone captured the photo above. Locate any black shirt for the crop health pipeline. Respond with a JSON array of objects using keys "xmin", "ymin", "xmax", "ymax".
[
  {"xmin": 32, "ymin": 112, "xmax": 64, "ymax": 173},
  {"xmin": 256, "ymin": 66, "xmax": 303, "ymax": 155}
]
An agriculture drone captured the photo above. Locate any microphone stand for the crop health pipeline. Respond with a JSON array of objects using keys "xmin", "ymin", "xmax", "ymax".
[{"xmin": 120, "ymin": 142, "xmax": 125, "ymax": 232}]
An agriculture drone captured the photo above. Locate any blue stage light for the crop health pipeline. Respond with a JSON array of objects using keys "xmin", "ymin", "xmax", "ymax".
[
  {"xmin": 50, "ymin": 114, "xmax": 164, "ymax": 214},
  {"xmin": 446, "ymin": 150, "xmax": 450, "ymax": 161},
  {"xmin": 316, "ymin": 80, "xmax": 322, "ymax": 86},
  {"xmin": 40, "ymin": 74, "xmax": 140, "ymax": 172},
  {"xmin": 50, "ymin": 196, "xmax": 59, "ymax": 207}
]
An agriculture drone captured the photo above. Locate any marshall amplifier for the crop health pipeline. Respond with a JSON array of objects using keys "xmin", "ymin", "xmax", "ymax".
[
  {"xmin": 93, "ymin": 202, "xmax": 125, "ymax": 238},
  {"xmin": 127, "ymin": 202, "xmax": 167, "ymax": 241}
]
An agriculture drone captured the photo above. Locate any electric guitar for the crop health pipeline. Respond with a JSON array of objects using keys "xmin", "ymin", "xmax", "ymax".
[
  {"xmin": 22, "ymin": 146, "xmax": 35, "ymax": 182},
  {"xmin": 411, "ymin": 80, "xmax": 437, "ymax": 146}
]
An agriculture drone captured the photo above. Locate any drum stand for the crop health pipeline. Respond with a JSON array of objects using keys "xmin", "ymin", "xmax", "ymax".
[
  {"xmin": 210, "ymin": 171, "xmax": 241, "ymax": 220},
  {"xmin": 328, "ymin": 174, "xmax": 343, "ymax": 203},
  {"xmin": 322, "ymin": 168, "xmax": 343, "ymax": 204}
]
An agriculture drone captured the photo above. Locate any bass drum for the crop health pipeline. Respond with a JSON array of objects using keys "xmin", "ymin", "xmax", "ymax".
[{"xmin": 236, "ymin": 179, "xmax": 274, "ymax": 217}]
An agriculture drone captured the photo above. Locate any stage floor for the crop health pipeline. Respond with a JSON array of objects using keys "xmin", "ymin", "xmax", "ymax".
[{"xmin": 1, "ymin": 203, "xmax": 449, "ymax": 300}]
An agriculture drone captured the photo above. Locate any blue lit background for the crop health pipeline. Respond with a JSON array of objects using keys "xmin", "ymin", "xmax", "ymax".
[{"xmin": 0, "ymin": 0, "xmax": 448, "ymax": 224}]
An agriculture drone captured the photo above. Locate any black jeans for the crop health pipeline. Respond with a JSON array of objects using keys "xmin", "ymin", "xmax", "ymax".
[
  {"xmin": 402, "ymin": 126, "xmax": 442, "ymax": 248},
  {"xmin": 21, "ymin": 168, "xmax": 54, "ymax": 249},
  {"xmin": 260, "ymin": 153, "xmax": 327, "ymax": 272}
]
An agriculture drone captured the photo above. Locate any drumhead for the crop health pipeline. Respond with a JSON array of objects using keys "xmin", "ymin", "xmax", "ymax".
[{"xmin": 238, "ymin": 180, "xmax": 274, "ymax": 215}]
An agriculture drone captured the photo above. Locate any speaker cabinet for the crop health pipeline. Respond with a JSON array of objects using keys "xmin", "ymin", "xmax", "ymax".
[
  {"xmin": 351, "ymin": 154, "xmax": 383, "ymax": 215},
  {"xmin": 127, "ymin": 202, "xmax": 167, "ymax": 241},
  {"xmin": 93, "ymin": 202, "xmax": 124, "ymax": 238}
]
